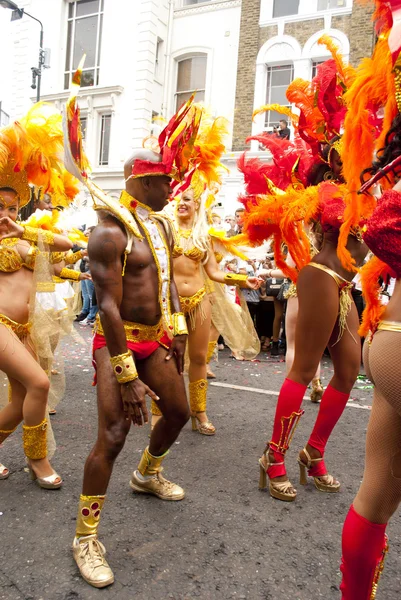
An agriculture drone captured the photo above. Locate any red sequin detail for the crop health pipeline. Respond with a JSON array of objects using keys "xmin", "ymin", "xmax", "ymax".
[
  {"xmin": 94, "ymin": 510, "xmax": 101, "ymax": 518},
  {"xmin": 91, "ymin": 502, "xmax": 99, "ymax": 510},
  {"xmin": 82, "ymin": 508, "xmax": 90, "ymax": 517},
  {"xmin": 132, "ymin": 329, "xmax": 139, "ymax": 336},
  {"xmin": 130, "ymin": 200, "xmax": 138, "ymax": 209},
  {"xmin": 115, "ymin": 365, "xmax": 123, "ymax": 374}
]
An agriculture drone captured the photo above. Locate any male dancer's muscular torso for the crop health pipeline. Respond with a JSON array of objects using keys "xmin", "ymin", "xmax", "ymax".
[{"xmin": 95, "ymin": 212, "xmax": 166, "ymax": 326}]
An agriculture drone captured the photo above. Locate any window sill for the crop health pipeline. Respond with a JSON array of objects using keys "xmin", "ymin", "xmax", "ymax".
[
  {"xmin": 35, "ymin": 85, "xmax": 124, "ymax": 104},
  {"xmin": 174, "ymin": 0, "xmax": 240, "ymax": 16},
  {"xmin": 260, "ymin": 7, "xmax": 352, "ymax": 27}
]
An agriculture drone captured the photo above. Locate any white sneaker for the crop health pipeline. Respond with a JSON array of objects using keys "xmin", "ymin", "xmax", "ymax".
[
  {"xmin": 79, "ymin": 318, "xmax": 88, "ymax": 325},
  {"xmin": 73, "ymin": 535, "xmax": 114, "ymax": 588}
]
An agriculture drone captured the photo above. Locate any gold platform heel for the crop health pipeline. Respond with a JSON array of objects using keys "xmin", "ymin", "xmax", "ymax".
[
  {"xmin": 191, "ymin": 414, "xmax": 216, "ymax": 435},
  {"xmin": 310, "ymin": 378, "xmax": 324, "ymax": 403},
  {"xmin": 258, "ymin": 449, "xmax": 297, "ymax": 502},
  {"xmin": 298, "ymin": 447, "xmax": 340, "ymax": 493}
]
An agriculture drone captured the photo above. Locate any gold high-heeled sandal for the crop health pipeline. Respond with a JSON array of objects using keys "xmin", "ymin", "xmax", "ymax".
[
  {"xmin": 298, "ymin": 447, "xmax": 340, "ymax": 493},
  {"xmin": 310, "ymin": 378, "xmax": 323, "ymax": 403},
  {"xmin": 191, "ymin": 414, "xmax": 216, "ymax": 436},
  {"xmin": 0, "ymin": 463, "xmax": 9, "ymax": 480},
  {"xmin": 258, "ymin": 451, "xmax": 297, "ymax": 502},
  {"xmin": 26, "ymin": 460, "xmax": 63, "ymax": 490}
]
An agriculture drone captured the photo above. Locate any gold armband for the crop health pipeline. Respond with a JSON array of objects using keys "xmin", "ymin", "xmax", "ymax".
[
  {"xmin": 21, "ymin": 226, "xmax": 55, "ymax": 246},
  {"xmin": 59, "ymin": 267, "xmax": 80, "ymax": 281},
  {"xmin": 223, "ymin": 273, "xmax": 248, "ymax": 288},
  {"xmin": 109, "ymin": 350, "xmax": 138, "ymax": 384},
  {"xmin": 172, "ymin": 312, "xmax": 188, "ymax": 336}
]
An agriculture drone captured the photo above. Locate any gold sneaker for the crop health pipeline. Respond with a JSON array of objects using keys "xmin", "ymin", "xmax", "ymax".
[
  {"xmin": 130, "ymin": 469, "xmax": 185, "ymax": 501},
  {"xmin": 72, "ymin": 535, "xmax": 114, "ymax": 588}
]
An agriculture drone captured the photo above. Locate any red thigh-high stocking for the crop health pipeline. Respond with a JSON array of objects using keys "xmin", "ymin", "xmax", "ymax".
[
  {"xmin": 307, "ymin": 384, "xmax": 349, "ymax": 476},
  {"xmin": 267, "ymin": 378, "xmax": 306, "ymax": 478},
  {"xmin": 340, "ymin": 505, "xmax": 388, "ymax": 600}
]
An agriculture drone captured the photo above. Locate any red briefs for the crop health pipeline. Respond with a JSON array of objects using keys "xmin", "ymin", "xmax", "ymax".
[{"xmin": 92, "ymin": 332, "xmax": 171, "ymax": 385}]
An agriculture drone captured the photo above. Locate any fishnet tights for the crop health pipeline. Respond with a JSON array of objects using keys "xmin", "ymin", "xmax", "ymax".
[{"xmin": 354, "ymin": 331, "xmax": 401, "ymax": 524}]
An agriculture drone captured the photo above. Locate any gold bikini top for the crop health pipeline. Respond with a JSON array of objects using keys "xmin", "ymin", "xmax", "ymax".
[
  {"xmin": 172, "ymin": 244, "xmax": 205, "ymax": 262},
  {"xmin": 0, "ymin": 239, "xmax": 37, "ymax": 273},
  {"xmin": 172, "ymin": 229, "xmax": 205, "ymax": 263}
]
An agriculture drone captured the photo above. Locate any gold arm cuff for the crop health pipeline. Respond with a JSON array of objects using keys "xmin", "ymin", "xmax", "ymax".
[
  {"xmin": 59, "ymin": 267, "xmax": 80, "ymax": 281},
  {"xmin": 109, "ymin": 350, "xmax": 138, "ymax": 384},
  {"xmin": 21, "ymin": 226, "xmax": 55, "ymax": 246},
  {"xmin": 172, "ymin": 312, "xmax": 188, "ymax": 336},
  {"xmin": 64, "ymin": 249, "xmax": 84, "ymax": 265},
  {"xmin": 223, "ymin": 273, "xmax": 248, "ymax": 288}
]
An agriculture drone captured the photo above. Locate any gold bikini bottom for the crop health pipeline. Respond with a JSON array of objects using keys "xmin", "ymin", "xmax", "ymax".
[
  {"xmin": 0, "ymin": 313, "xmax": 32, "ymax": 340},
  {"xmin": 284, "ymin": 282, "xmax": 298, "ymax": 300},
  {"xmin": 377, "ymin": 321, "xmax": 401, "ymax": 333},
  {"xmin": 94, "ymin": 314, "xmax": 165, "ymax": 343},
  {"xmin": 179, "ymin": 286, "xmax": 208, "ymax": 331},
  {"xmin": 308, "ymin": 262, "xmax": 354, "ymax": 343}
]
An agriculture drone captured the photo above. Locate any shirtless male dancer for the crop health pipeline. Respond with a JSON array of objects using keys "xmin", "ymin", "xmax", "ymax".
[{"xmin": 72, "ymin": 149, "xmax": 191, "ymax": 588}]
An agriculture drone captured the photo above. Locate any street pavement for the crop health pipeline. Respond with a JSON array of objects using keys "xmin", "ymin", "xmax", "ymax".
[{"xmin": 1, "ymin": 326, "xmax": 400, "ymax": 600}]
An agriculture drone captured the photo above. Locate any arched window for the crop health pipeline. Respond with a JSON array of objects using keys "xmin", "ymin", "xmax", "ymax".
[{"xmin": 175, "ymin": 54, "xmax": 207, "ymax": 110}]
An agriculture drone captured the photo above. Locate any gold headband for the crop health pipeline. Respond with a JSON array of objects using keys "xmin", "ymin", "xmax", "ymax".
[
  {"xmin": 327, "ymin": 138, "xmax": 344, "ymax": 166},
  {"xmin": 0, "ymin": 162, "xmax": 30, "ymax": 207}
]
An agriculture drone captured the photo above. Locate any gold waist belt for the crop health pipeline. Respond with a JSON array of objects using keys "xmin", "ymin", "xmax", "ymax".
[
  {"xmin": 377, "ymin": 321, "xmax": 401, "ymax": 333},
  {"xmin": 95, "ymin": 314, "xmax": 165, "ymax": 342},
  {"xmin": 37, "ymin": 281, "xmax": 56, "ymax": 293},
  {"xmin": 179, "ymin": 286, "xmax": 207, "ymax": 315},
  {"xmin": 0, "ymin": 313, "xmax": 31, "ymax": 340}
]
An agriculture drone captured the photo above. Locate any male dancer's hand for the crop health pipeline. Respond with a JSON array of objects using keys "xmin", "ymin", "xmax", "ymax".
[
  {"xmin": 121, "ymin": 379, "xmax": 157, "ymax": 426},
  {"xmin": 166, "ymin": 335, "xmax": 187, "ymax": 375}
]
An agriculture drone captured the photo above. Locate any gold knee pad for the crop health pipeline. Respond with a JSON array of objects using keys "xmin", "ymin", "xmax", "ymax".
[
  {"xmin": 76, "ymin": 494, "xmax": 106, "ymax": 537},
  {"xmin": 22, "ymin": 419, "xmax": 48, "ymax": 460},
  {"xmin": 206, "ymin": 341, "xmax": 217, "ymax": 364},
  {"xmin": 189, "ymin": 379, "xmax": 208, "ymax": 413},
  {"xmin": 0, "ymin": 427, "xmax": 17, "ymax": 445},
  {"xmin": 137, "ymin": 446, "xmax": 169, "ymax": 477},
  {"xmin": 151, "ymin": 400, "xmax": 162, "ymax": 416}
]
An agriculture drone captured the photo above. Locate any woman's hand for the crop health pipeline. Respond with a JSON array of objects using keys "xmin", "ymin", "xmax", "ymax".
[
  {"xmin": 0, "ymin": 218, "xmax": 24, "ymax": 241},
  {"xmin": 246, "ymin": 276, "xmax": 263, "ymax": 290},
  {"xmin": 79, "ymin": 273, "xmax": 92, "ymax": 281}
]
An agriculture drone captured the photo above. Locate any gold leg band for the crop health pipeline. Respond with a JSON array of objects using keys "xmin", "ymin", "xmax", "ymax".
[
  {"xmin": 206, "ymin": 341, "xmax": 217, "ymax": 364},
  {"xmin": 0, "ymin": 427, "xmax": 17, "ymax": 445},
  {"xmin": 76, "ymin": 494, "xmax": 106, "ymax": 538},
  {"xmin": 151, "ymin": 399, "xmax": 162, "ymax": 416},
  {"xmin": 22, "ymin": 419, "xmax": 48, "ymax": 460},
  {"xmin": 269, "ymin": 410, "xmax": 304, "ymax": 455},
  {"xmin": 189, "ymin": 379, "xmax": 208, "ymax": 413},
  {"xmin": 137, "ymin": 446, "xmax": 169, "ymax": 477}
]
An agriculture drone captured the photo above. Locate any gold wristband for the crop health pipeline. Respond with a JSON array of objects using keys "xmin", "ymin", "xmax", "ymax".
[
  {"xmin": 59, "ymin": 267, "xmax": 80, "ymax": 281},
  {"xmin": 172, "ymin": 312, "xmax": 188, "ymax": 336},
  {"xmin": 223, "ymin": 273, "xmax": 248, "ymax": 288},
  {"xmin": 22, "ymin": 226, "xmax": 55, "ymax": 246},
  {"xmin": 64, "ymin": 249, "xmax": 84, "ymax": 265},
  {"xmin": 109, "ymin": 350, "xmax": 138, "ymax": 384}
]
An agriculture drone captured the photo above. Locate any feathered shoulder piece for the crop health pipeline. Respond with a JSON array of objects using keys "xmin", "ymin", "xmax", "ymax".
[{"xmin": 208, "ymin": 227, "xmax": 248, "ymax": 261}]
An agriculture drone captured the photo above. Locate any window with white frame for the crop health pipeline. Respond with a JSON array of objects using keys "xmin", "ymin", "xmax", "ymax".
[
  {"xmin": 99, "ymin": 113, "xmax": 111, "ymax": 166},
  {"xmin": 175, "ymin": 55, "xmax": 207, "ymax": 110},
  {"xmin": 265, "ymin": 64, "xmax": 294, "ymax": 128},
  {"xmin": 65, "ymin": 0, "xmax": 104, "ymax": 89},
  {"xmin": 317, "ymin": 0, "xmax": 346, "ymax": 9},
  {"xmin": 272, "ymin": 0, "xmax": 300, "ymax": 18},
  {"xmin": 311, "ymin": 60, "xmax": 325, "ymax": 79},
  {"xmin": 80, "ymin": 116, "xmax": 88, "ymax": 141}
]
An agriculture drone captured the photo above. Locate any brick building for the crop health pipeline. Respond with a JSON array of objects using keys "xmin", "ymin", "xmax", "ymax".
[{"xmin": 232, "ymin": 0, "xmax": 375, "ymax": 151}]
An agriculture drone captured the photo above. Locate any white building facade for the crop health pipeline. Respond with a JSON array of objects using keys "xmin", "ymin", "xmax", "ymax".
[{"xmin": 0, "ymin": 0, "xmax": 364, "ymax": 216}]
